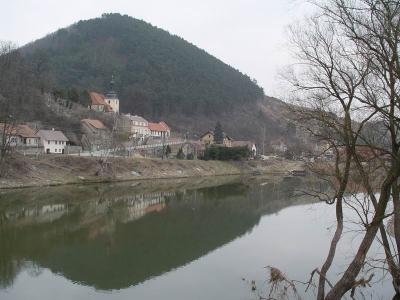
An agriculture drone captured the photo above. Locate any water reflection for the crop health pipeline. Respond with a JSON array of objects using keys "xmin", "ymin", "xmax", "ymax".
[{"xmin": 0, "ymin": 176, "xmax": 319, "ymax": 291}]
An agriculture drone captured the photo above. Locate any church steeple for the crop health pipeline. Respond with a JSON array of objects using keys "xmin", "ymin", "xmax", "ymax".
[
  {"xmin": 106, "ymin": 75, "xmax": 117, "ymax": 99},
  {"xmin": 104, "ymin": 74, "xmax": 120, "ymax": 113}
]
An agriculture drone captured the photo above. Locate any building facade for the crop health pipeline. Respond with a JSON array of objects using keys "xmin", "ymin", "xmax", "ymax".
[
  {"xmin": 200, "ymin": 130, "xmax": 233, "ymax": 147},
  {"xmin": 81, "ymin": 119, "xmax": 111, "ymax": 151},
  {"xmin": 37, "ymin": 129, "xmax": 69, "ymax": 154},
  {"xmin": 0, "ymin": 124, "xmax": 41, "ymax": 149},
  {"xmin": 118, "ymin": 114, "xmax": 150, "ymax": 138},
  {"xmin": 148, "ymin": 121, "xmax": 170, "ymax": 138},
  {"xmin": 88, "ymin": 92, "xmax": 113, "ymax": 112}
]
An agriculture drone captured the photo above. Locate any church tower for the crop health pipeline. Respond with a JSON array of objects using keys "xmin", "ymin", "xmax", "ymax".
[{"xmin": 104, "ymin": 75, "xmax": 120, "ymax": 113}]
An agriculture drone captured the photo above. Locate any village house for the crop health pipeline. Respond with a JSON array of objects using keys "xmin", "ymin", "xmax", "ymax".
[
  {"xmin": 37, "ymin": 129, "xmax": 69, "ymax": 154},
  {"xmin": 200, "ymin": 130, "xmax": 233, "ymax": 147},
  {"xmin": 148, "ymin": 121, "xmax": 171, "ymax": 138},
  {"xmin": 0, "ymin": 124, "xmax": 41, "ymax": 148},
  {"xmin": 118, "ymin": 114, "xmax": 150, "ymax": 139},
  {"xmin": 316, "ymin": 142, "xmax": 334, "ymax": 161},
  {"xmin": 80, "ymin": 119, "xmax": 111, "ymax": 151}
]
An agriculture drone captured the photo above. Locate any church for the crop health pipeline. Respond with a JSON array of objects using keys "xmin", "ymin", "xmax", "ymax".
[{"xmin": 88, "ymin": 76, "xmax": 120, "ymax": 113}]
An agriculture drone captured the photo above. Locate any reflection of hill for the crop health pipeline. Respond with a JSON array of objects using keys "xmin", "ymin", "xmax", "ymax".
[{"xmin": 0, "ymin": 177, "xmax": 318, "ymax": 290}]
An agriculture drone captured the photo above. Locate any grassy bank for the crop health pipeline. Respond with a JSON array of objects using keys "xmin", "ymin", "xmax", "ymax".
[{"xmin": 0, "ymin": 155, "xmax": 303, "ymax": 189}]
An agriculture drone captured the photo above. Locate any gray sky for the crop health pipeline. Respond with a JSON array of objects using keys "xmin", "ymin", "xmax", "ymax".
[{"xmin": 0, "ymin": 0, "xmax": 310, "ymax": 96}]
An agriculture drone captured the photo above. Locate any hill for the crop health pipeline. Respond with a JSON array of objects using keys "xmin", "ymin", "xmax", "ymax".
[
  {"xmin": 20, "ymin": 14, "xmax": 294, "ymax": 141},
  {"xmin": 22, "ymin": 14, "xmax": 263, "ymax": 115},
  {"xmin": 17, "ymin": 13, "xmax": 298, "ymax": 145}
]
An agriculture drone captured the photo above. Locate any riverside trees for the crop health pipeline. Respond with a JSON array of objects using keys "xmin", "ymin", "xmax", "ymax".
[{"xmin": 285, "ymin": 0, "xmax": 400, "ymax": 299}]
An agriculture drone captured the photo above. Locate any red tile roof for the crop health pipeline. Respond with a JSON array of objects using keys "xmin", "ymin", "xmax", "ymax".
[
  {"xmin": 37, "ymin": 130, "xmax": 69, "ymax": 142},
  {"xmin": 159, "ymin": 121, "xmax": 170, "ymax": 131},
  {"xmin": 148, "ymin": 122, "xmax": 170, "ymax": 132},
  {"xmin": 16, "ymin": 125, "xmax": 38, "ymax": 138},
  {"xmin": 81, "ymin": 119, "xmax": 106, "ymax": 129},
  {"xmin": 89, "ymin": 92, "xmax": 113, "ymax": 112},
  {"xmin": 0, "ymin": 124, "xmax": 38, "ymax": 137}
]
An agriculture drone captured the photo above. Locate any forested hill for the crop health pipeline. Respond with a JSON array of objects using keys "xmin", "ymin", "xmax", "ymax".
[{"xmin": 22, "ymin": 13, "xmax": 264, "ymax": 118}]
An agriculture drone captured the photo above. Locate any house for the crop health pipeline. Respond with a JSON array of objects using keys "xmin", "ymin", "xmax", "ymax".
[
  {"xmin": 148, "ymin": 121, "xmax": 171, "ymax": 138},
  {"xmin": 80, "ymin": 119, "xmax": 111, "ymax": 151},
  {"xmin": 37, "ymin": 129, "xmax": 69, "ymax": 154},
  {"xmin": 232, "ymin": 140, "xmax": 257, "ymax": 157},
  {"xmin": 317, "ymin": 142, "xmax": 334, "ymax": 160},
  {"xmin": 200, "ymin": 130, "xmax": 233, "ymax": 147},
  {"xmin": 88, "ymin": 92, "xmax": 114, "ymax": 112},
  {"xmin": 0, "ymin": 124, "xmax": 41, "ymax": 149},
  {"xmin": 200, "ymin": 130, "xmax": 214, "ymax": 146},
  {"xmin": 118, "ymin": 114, "xmax": 150, "ymax": 138},
  {"xmin": 223, "ymin": 135, "xmax": 233, "ymax": 147},
  {"xmin": 17, "ymin": 125, "xmax": 41, "ymax": 148}
]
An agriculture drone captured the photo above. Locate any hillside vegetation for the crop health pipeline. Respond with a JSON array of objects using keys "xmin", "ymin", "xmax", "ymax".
[{"xmin": 23, "ymin": 13, "xmax": 263, "ymax": 117}]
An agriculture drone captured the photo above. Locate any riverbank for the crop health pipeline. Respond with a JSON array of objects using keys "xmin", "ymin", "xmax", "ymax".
[{"xmin": 0, "ymin": 155, "xmax": 303, "ymax": 189}]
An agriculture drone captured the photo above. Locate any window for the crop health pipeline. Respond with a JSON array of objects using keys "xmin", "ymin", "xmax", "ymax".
[{"xmin": 48, "ymin": 141, "xmax": 50, "ymax": 145}]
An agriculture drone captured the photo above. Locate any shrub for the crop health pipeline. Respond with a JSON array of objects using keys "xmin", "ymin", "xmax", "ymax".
[
  {"xmin": 201, "ymin": 145, "xmax": 250, "ymax": 161},
  {"xmin": 176, "ymin": 148, "xmax": 185, "ymax": 159}
]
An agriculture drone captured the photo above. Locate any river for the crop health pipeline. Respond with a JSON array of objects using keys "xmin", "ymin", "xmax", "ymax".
[{"xmin": 0, "ymin": 176, "xmax": 393, "ymax": 299}]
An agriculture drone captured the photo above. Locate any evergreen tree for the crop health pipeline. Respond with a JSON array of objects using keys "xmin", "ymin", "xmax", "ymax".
[
  {"xmin": 214, "ymin": 122, "xmax": 224, "ymax": 144},
  {"xmin": 165, "ymin": 145, "xmax": 171, "ymax": 158},
  {"xmin": 176, "ymin": 147, "xmax": 185, "ymax": 159}
]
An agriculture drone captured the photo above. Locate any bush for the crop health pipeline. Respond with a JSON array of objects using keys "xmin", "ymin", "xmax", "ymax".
[
  {"xmin": 176, "ymin": 148, "xmax": 185, "ymax": 159},
  {"xmin": 201, "ymin": 145, "xmax": 250, "ymax": 161},
  {"xmin": 186, "ymin": 152, "xmax": 194, "ymax": 160}
]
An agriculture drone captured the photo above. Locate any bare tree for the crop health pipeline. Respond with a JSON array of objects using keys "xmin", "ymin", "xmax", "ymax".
[
  {"xmin": 284, "ymin": 0, "xmax": 400, "ymax": 299},
  {"xmin": 0, "ymin": 42, "xmax": 20, "ymax": 177}
]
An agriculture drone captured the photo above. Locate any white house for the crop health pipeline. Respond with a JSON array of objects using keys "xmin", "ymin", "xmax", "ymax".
[
  {"xmin": 148, "ymin": 121, "xmax": 170, "ymax": 138},
  {"xmin": 37, "ymin": 129, "xmax": 69, "ymax": 154}
]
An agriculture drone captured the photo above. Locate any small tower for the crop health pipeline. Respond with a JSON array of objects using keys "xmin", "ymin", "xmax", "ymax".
[{"xmin": 104, "ymin": 75, "xmax": 120, "ymax": 113}]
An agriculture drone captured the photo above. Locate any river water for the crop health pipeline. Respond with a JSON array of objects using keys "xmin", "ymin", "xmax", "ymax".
[{"xmin": 0, "ymin": 176, "xmax": 393, "ymax": 299}]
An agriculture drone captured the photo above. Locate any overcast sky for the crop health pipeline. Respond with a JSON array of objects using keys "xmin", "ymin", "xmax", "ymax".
[{"xmin": 0, "ymin": 0, "xmax": 311, "ymax": 96}]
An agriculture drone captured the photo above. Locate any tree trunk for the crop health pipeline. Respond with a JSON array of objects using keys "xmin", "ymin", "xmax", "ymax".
[
  {"xmin": 317, "ymin": 198, "xmax": 343, "ymax": 300},
  {"xmin": 325, "ymin": 178, "xmax": 394, "ymax": 299},
  {"xmin": 392, "ymin": 183, "xmax": 400, "ymax": 295}
]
